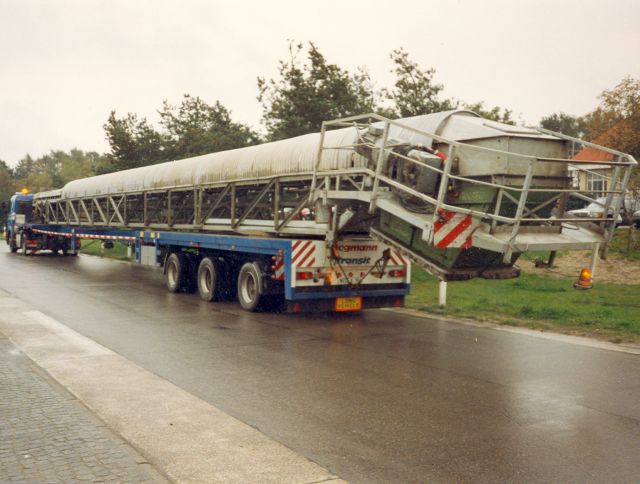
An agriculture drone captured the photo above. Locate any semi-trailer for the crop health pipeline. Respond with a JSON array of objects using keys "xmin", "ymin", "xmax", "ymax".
[{"xmin": 4, "ymin": 110, "xmax": 636, "ymax": 310}]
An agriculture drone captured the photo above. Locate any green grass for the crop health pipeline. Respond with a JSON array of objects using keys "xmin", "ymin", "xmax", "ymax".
[
  {"xmin": 80, "ymin": 240, "xmax": 132, "ymax": 261},
  {"xmin": 608, "ymin": 227, "xmax": 640, "ymax": 261},
  {"xmin": 407, "ymin": 268, "xmax": 640, "ymax": 341}
]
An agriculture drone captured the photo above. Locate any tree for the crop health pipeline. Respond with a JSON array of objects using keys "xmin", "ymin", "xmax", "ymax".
[
  {"xmin": 0, "ymin": 160, "xmax": 16, "ymax": 221},
  {"xmin": 383, "ymin": 48, "xmax": 456, "ymax": 118},
  {"xmin": 104, "ymin": 95, "xmax": 259, "ymax": 172},
  {"xmin": 57, "ymin": 149, "xmax": 108, "ymax": 184},
  {"xmin": 257, "ymin": 42, "xmax": 377, "ymax": 140},
  {"xmin": 10, "ymin": 150, "xmax": 108, "ymax": 192},
  {"xmin": 159, "ymin": 94, "xmax": 259, "ymax": 159},
  {"xmin": 539, "ymin": 112, "xmax": 587, "ymax": 138},
  {"xmin": 103, "ymin": 112, "xmax": 168, "ymax": 172},
  {"xmin": 462, "ymin": 101, "xmax": 514, "ymax": 125},
  {"xmin": 584, "ymin": 76, "xmax": 640, "ymax": 161}
]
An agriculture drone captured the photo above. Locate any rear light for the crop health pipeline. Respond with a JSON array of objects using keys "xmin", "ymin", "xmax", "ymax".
[
  {"xmin": 296, "ymin": 271, "xmax": 314, "ymax": 280},
  {"xmin": 389, "ymin": 269, "xmax": 406, "ymax": 278}
]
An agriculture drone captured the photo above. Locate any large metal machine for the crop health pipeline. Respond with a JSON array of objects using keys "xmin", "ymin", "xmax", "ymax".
[{"xmin": 31, "ymin": 110, "xmax": 636, "ymax": 282}]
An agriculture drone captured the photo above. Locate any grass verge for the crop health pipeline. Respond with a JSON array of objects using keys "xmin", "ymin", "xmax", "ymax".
[
  {"xmin": 80, "ymin": 240, "xmax": 132, "ymax": 261},
  {"xmin": 407, "ymin": 268, "xmax": 640, "ymax": 343}
]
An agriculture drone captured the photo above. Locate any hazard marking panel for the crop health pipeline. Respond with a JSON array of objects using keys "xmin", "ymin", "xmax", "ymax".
[
  {"xmin": 388, "ymin": 250, "xmax": 407, "ymax": 266},
  {"xmin": 433, "ymin": 211, "xmax": 477, "ymax": 249},
  {"xmin": 273, "ymin": 253, "xmax": 285, "ymax": 281},
  {"xmin": 292, "ymin": 240, "xmax": 318, "ymax": 268}
]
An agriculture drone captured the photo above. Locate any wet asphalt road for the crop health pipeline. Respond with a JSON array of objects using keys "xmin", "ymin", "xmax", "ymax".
[{"xmin": 1, "ymin": 247, "xmax": 639, "ymax": 483}]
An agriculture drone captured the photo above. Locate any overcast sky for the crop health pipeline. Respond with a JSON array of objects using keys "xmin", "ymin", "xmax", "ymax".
[{"xmin": 1, "ymin": 0, "xmax": 638, "ymax": 167}]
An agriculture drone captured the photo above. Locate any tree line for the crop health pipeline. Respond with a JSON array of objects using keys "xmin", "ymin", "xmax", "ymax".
[{"xmin": 2, "ymin": 42, "xmax": 638, "ymax": 209}]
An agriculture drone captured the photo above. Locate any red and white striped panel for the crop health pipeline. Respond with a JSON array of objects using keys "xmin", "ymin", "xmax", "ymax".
[
  {"xmin": 273, "ymin": 254, "xmax": 285, "ymax": 281},
  {"xmin": 433, "ymin": 211, "xmax": 476, "ymax": 249},
  {"xmin": 291, "ymin": 240, "xmax": 317, "ymax": 268},
  {"xmin": 388, "ymin": 250, "xmax": 407, "ymax": 266}
]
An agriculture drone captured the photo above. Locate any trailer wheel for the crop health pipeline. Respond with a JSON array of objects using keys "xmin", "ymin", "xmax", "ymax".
[
  {"xmin": 197, "ymin": 257, "xmax": 220, "ymax": 302},
  {"xmin": 237, "ymin": 262, "xmax": 264, "ymax": 311},
  {"xmin": 165, "ymin": 253, "xmax": 193, "ymax": 293}
]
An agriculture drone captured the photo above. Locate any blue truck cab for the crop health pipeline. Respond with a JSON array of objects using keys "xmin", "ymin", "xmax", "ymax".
[
  {"xmin": 4, "ymin": 193, "xmax": 33, "ymax": 252},
  {"xmin": 4, "ymin": 193, "xmax": 73, "ymax": 255}
]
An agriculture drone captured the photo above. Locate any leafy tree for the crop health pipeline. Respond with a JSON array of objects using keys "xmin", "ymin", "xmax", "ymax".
[
  {"xmin": 13, "ymin": 154, "xmax": 58, "ymax": 191},
  {"xmin": 159, "ymin": 94, "xmax": 260, "ymax": 159},
  {"xmin": 257, "ymin": 42, "xmax": 377, "ymax": 140},
  {"xmin": 584, "ymin": 76, "xmax": 640, "ymax": 161},
  {"xmin": 57, "ymin": 149, "xmax": 108, "ymax": 184},
  {"xmin": 10, "ymin": 150, "xmax": 108, "ymax": 192},
  {"xmin": 103, "ymin": 112, "xmax": 168, "ymax": 172},
  {"xmin": 462, "ymin": 101, "xmax": 514, "ymax": 125},
  {"xmin": 383, "ymin": 48, "xmax": 456, "ymax": 118},
  {"xmin": 539, "ymin": 112, "xmax": 587, "ymax": 138},
  {"xmin": 12, "ymin": 154, "xmax": 36, "ymax": 181},
  {"xmin": 104, "ymin": 95, "xmax": 259, "ymax": 172},
  {"xmin": 0, "ymin": 160, "xmax": 16, "ymax": 221}
]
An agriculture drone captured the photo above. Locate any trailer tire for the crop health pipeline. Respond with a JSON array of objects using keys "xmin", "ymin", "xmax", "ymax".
[
  {"xmin": 165, "ymin": 253, "xmax": 194, "ymax": 293},
  {"xmin": 197, "ymin": 257, "xmax": 220, "ymax": 302},
  {"xmin": 237, "ymin": 262, "xmax": 264, "ymax": 312}
]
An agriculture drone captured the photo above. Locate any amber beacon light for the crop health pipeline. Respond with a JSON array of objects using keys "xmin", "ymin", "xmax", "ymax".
[{"xmin": 573, "ymin": 267, "xmax": 593, "ymax": 290}]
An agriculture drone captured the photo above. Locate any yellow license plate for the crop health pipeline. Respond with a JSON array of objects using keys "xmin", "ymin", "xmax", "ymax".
[{"xmin": 335, "ymin": 296, "xmax": 362, "ymax": 312}]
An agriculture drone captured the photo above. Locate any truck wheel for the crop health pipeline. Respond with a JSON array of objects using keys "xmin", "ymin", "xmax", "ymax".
[
  {"xmin": 165, "ymin": 253, "xmax": 194, "ymax": 293},
  {"xmin": 197, "ymin": 257, "xmax": 220, "ymax": 302},
  {"xmin": 237, "ymin": 262, "xmax": 264, "ymax": 311}
]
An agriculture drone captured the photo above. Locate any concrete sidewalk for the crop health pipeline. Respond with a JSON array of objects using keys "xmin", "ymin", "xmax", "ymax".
[
  {"xmin": 0, "ymin": 289, "xmax": 343, "ymax": 484},
  {"xmin": 0, "ymin": 334, "xmax": 166, "ymax": 483}
]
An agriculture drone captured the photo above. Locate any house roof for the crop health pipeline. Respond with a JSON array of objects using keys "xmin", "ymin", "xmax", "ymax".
[{"xmin": 571, "ymin": 146, "xmax": 614, "ymax": 163}]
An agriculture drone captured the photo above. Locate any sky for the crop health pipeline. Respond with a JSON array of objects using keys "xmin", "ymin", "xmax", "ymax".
[{"xmin": 0, "ymin": 0, "xmax": 638, "ymax": 167}]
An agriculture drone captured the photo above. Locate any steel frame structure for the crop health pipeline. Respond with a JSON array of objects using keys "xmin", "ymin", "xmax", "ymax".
[
  {"xmin": 32, "ymin": 114, "xmax": 636, "ymax": 267},
  {"xmin": 312, "ymin": 114, "xmax": 637, "ymax": 259}
]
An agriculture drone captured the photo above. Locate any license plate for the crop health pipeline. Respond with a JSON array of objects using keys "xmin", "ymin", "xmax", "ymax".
[{"xmin": 335, "ymin": 296, "xmax": 362, "ymax": 312}]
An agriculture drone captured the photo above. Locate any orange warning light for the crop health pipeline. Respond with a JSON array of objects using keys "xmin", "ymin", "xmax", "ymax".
[
  {"xmin": 573, "ymin": 267, "xmax": 593, "ymax": 290},
  {"xmin": 20, "ymin": 187, "xmax": 29, "ymax": 194}
]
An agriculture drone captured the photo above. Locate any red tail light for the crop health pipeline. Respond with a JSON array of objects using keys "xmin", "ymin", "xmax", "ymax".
[{"xmin": 296, "ymin": 271, "xmax": 314, "ymax": 281}]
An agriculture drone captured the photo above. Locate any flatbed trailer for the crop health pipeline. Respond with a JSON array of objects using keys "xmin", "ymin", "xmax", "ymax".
[{"xmin": 23, "ymin": 223, "xmax": 410, "ymax": 312}]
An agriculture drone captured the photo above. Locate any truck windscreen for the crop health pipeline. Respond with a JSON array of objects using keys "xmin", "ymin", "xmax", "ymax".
[{"xmin": 15, "ymin": 201, "xmax": 32, "ymax": 216}]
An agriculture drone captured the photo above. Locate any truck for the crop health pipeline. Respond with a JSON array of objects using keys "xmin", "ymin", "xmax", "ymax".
[
  {"xmin": 5, "ymin": 191, "xmax": 76, "ymax": 255},
  {"xmin": 4, "ymin": 110, "xmax": 636, "ymax": 310}
]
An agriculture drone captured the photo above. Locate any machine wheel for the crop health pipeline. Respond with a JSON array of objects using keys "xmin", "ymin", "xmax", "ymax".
[
  {"xmin": 197, "ymin": 257, "xmax": 220, "ymax": 302},
  {"xmin": 237, "ymin": 262, "xmax": 264, "ymax": 312},
  {"xmin": 165, "ymin": 252, "xmax": 194, "ymax": 293}
]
